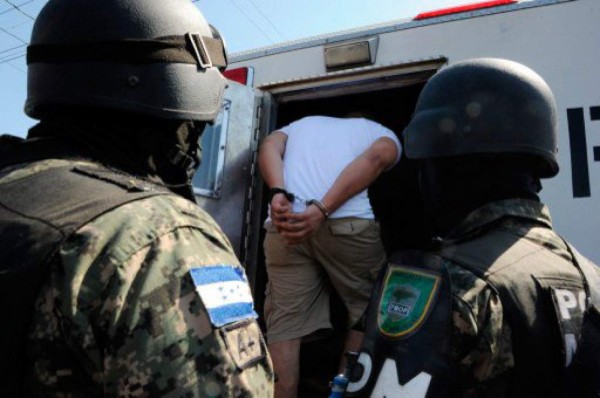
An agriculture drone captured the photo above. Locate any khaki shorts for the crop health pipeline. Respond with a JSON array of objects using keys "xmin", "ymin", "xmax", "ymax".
[{"xmin": 263, "ymin": 217, "xmax": 386, "ymax": 344}]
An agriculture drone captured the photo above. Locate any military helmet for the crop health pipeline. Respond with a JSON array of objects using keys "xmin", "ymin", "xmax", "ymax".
[
  {"xmin": 403, "ymin": 58, "xmax": 559, "ymax": 177},
  {"xmin": 25, "ymin": 0, "xmax": 228, "ymax": 122}
]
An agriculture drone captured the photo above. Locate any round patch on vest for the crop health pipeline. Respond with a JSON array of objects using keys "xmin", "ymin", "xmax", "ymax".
[{"xmin": 378, "ymin": 265, "xmax": 441, "ymax": 338}]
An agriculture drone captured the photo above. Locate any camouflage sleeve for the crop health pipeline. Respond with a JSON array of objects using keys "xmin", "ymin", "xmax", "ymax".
[
  {"xmin": 447, "ymin": 263, "xmax": 514, "ymax": 397},
  {"xmin": 29, "ymin": 195, "xmax": 274, "ymax": 397}
]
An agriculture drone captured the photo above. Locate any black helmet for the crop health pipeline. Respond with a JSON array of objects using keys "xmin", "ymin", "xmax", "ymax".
[
  {"xmin": 403, "ymin": 58, "xmax": 559, "ymax": 177},
  {"xmin": 25, "ymin": 0, "xmax": 228, "ymax": 122}
]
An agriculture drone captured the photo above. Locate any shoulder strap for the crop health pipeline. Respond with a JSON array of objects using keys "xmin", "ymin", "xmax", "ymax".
[
  {"xmin": 1, "ymin": 163, "xmax": 171, "ymax": 233},
  {"xmin": 438, "ymin": 228, "xmax": 553, "ymax": 278}
]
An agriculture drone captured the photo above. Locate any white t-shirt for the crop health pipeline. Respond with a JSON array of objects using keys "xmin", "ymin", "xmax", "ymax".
[{"xmin": 279, "ymin": 116, "xmax": 401, "ymax": 219}]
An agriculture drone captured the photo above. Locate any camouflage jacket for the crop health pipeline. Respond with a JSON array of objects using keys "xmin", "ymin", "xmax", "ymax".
[
  {"xmin": 439, "ymin": 199, "xmax": 578, "ymax": 397},
  {"xmin": 1, "ymin": 159, "xmax": 274, "ymax": 397}
]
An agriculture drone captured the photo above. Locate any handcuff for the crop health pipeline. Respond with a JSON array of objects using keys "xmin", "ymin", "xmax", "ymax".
[
  {"xmin": 268, "ymin": 187, "xmax": 295, "ymax": 203},
  {"xmin": 307, "ymin": 199, "xmax": 330, "ymax": 219},
  {"xmin": 268, "ymin": 187, "xmax": 330, "ymax": 218}
]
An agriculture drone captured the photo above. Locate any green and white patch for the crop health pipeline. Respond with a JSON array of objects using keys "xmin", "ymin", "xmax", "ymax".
[{"xmin": 378, "ymin": 265, "xmax": 441, "ymax": 338}]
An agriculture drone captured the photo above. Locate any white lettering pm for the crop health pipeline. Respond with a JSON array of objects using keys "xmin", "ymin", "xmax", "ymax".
[
  {"xmin": 346, "ymin": 353, "xmax": 431, "ymax": 398},
  {"xmin": 555, "ymin": 289, "xmax": 585, "ymax": 320}
]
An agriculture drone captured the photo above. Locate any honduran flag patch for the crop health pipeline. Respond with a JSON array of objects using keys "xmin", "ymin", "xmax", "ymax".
[{"xmin": 190, "ymin": 265, "xmax": 258, "ymax": 327}]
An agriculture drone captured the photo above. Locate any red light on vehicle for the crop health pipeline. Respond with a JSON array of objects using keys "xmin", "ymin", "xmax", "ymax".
[
  {"xmin": 223, "ymin": 67, "xmax": 249, "ymax": 85},
  {"xmin": 414, "ymin": 0, "xmax": 517, "ymax": 20}
]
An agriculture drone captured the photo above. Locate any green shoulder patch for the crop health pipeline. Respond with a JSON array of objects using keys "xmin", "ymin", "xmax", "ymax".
[{"xmin": 378, "ymin": 265, "xmax": 441, "ymax": 338}]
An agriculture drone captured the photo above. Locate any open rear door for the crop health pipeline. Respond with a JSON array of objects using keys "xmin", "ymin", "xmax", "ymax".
[{"xmin": 192, "ymin": 79, "xmax": 270, "ymax": 283}]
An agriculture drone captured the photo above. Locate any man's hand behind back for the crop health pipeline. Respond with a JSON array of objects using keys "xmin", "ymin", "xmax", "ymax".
[
  {"xmin": 278, "ymin": 205, "xmax": 326, "ymax": 245},
  {"xmin": 270, "ymin": 193, "xmax": 293, "ymax": 232}
]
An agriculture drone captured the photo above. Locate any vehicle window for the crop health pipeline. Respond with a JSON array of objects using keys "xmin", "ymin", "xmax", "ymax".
[{"xmin": 192, "ymin": 100, "xmax": 230, "ymax": 198}]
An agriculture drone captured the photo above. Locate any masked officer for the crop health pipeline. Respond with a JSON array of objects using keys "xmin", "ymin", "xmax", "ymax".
[
  {"xmin": 0, "ymin": 0, "xmax": 274, "ymax": 396},
  {"xmin": 346, "ymin": 58, "xmax": 600, "ymax": 397}
]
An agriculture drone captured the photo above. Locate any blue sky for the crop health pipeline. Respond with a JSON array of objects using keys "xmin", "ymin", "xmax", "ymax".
[{"xmin": 0, "ymin": 0, "xmax": 468, "ymax": 137}]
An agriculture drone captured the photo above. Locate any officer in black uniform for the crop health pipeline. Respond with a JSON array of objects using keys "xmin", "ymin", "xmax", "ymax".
[
  {"xmin": 346, "ymin": 58, "xmax": 600, "ymax": 398},
  {"xmin": 0, "ymin": 0, "xmax": 274, "ymax": 396}
]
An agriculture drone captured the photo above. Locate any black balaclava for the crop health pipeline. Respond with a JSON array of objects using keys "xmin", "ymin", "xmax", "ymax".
[
  {"xmin": 418, "ymin": 154, "xmax": 542, "ymax": 238},
  {"xmin": 27, "ymin": 107, "xmax": 206, "ymax": 201}
]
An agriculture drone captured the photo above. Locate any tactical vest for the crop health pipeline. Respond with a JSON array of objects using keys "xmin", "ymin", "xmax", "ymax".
[
  {"xmin": 348, "ymin": 224, "xmax": 600, "ymax": 398},
  {"xmin": 0, "ymin": 136, "xmax": 172, "ymax": 396},
  {"xmin": 440, "ymin": 226, "xmax": 599, "ymax": 397}
]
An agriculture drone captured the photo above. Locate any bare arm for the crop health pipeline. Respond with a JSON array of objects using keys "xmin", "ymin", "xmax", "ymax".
[
  {"xmin": 258, "ymin": 131, "xmax": 292, "ymax": 227},
  {"xmin": 258, "ymin": 131, "xmax": 287, "ymax": 189},
  {"xmin": 281, "ymin": 136, "xmax": 399, "ymax": 244},
  {"xmin": 321, "ymin": 136, "xmax": 399, "ymax": 215}
]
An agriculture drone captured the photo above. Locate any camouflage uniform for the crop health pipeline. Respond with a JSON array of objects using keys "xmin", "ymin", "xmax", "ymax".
[
  {"xmin": 347, "ymin": 200, "xmax": 597, "ymax": 397},
  {"xmin": 357, "ymin": 58, "xmax": 599, "ymax": 398},
  {"xmin": 439, "ymin": 198, "xmax": 588, "ymax": 397},
  {"xmin": 1, "ymin": 159, "xmax": 274, "ymax": 397}
]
